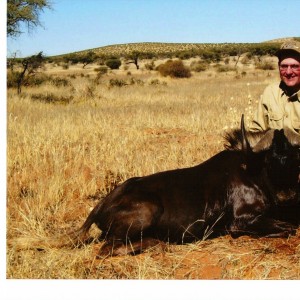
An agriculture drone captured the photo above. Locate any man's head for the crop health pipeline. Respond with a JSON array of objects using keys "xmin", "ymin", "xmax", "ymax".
[{"xmin": 276, "ymin": 41, "xmax": 300, "ymax": 93}]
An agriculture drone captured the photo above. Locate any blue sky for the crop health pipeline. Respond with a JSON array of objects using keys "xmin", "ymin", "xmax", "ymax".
[{"xmin": 7, "ymin": 0, "xmax": 300, "ymax": 57}]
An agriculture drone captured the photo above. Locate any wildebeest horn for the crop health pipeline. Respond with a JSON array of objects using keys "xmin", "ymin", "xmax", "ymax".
[
  {"xmin": 241, "ymin": 114, "xmax": 251, "ymax": 153},
  {"xmin": 283, "ymin": 128, "xmax": 300, "ymax": 146},
  {"xmin": 252, "ymin": 130, "xmax": 275, "ymax": 153}
]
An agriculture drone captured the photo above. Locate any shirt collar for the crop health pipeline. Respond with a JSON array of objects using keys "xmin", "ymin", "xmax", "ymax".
[{"xmin": 279, "ymin": 81, "xmax": 300, "ymax": 102}]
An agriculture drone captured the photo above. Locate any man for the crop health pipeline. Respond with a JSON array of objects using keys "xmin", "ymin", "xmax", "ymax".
[{"xmin": 248, "ymin": 40, "xmax": 300, "ymax": 135}]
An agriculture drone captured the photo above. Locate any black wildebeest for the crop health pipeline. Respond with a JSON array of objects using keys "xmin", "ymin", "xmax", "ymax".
[
  {"xmin": 63, "ymin": 116, "xmax": 299, "ymax": 256},
  {"xmin": 12, "ymin": 117, "xmax": 300, "ymax": 256}
]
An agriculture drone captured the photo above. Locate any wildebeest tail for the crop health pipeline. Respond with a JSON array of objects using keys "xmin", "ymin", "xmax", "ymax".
[
  {"xmin": 8, "ymin": 204, "xmax": 99, "ymax": 251},
  {"xmin": 7, "ymin": 226, "xmax": 92, "ymax": 251}
]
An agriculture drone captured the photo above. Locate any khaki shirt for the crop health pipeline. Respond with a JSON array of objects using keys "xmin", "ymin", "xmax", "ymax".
[{"xmin": 248, "ymin": 82, "xmax": 300, "ymax": 135}]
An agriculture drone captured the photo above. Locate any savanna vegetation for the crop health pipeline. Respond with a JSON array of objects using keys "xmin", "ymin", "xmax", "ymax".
[{"xmin": 7, "ymin": 40, "xmax": 300, "ymax": 279}]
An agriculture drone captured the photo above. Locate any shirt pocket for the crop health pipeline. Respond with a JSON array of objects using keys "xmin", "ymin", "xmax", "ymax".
[{"xmin": 268, "ymin": 112, "xmax": 284, "ymax": 128}]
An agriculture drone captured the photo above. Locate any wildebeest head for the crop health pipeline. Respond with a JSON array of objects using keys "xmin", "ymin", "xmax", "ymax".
[
  {"xmin": 225, "ymin": 116, "xmax": 299, "ymax": 203},
  {"xmin": 240, "ymin": 116, "xmax": 300, "ymax": 203},
  {"xmin": 262, "ymin": 129, "xmax": 299, "ymax": 190}
]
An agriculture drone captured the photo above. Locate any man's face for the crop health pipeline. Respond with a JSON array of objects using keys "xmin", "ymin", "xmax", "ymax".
[{"xmin": 279, "ymin": 57, "xmax": 300, "ymax": 91}]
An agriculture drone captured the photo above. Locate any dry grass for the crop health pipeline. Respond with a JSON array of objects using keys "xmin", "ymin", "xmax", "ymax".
[{"xmin": 7, "ymin": 60, "xmax": 300, "ymax": 280}]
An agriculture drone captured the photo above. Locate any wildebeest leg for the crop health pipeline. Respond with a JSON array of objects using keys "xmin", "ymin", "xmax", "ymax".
[
  {"xmin": 230, "ymin": 215, "xmax": 297, "ymax": 238},
  {"xmin": 229, "ymin": 180, "xmax": 297, "ymax": 238},
  {"xmin": 99, "ymin": 237, "xmax": 164, "ymax": 256},
  {"xmin": 98, "ymin": 192, "xmax": 163, "ymax": 256}
]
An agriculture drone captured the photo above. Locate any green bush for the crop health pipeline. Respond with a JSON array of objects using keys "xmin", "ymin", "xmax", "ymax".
[
  {"xmin": 105, "ymin": 58, "xmax": 122, "ymax": 70},
  {"xmin": 157, "ymin": 60, "xmax": 191, "ymax": 78}
]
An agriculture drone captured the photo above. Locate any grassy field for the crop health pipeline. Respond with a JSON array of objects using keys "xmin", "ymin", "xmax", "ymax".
[{"xmin": 6, "ymin": 57, "xmax": 300, "ymax": 279}]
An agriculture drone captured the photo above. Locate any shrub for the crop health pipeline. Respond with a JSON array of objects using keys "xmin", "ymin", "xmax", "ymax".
[
  {"xmin": 63, "ymin": 53, "xmax": 80, "ymax": 64},
  {"xmin": 215, "ymin": 64, "xmax": 236, "ymax": 73},
  {"xmin": 109, "ymin": 79, "xmax": 127, "ymax": 87},
  {"xmin": 200, "ymin": 50, "xmax": 221, "ymax": 63},
  {"xmin": 31, "ymin": 93, "xmax": 73, "ymax": 104},
  {"xmin": 255, "ymin": 60, "xmax": 275, "ymax": 70},
  {"xmin": 149, "ymin": 79, "xmax": 167, "ymax": 86},
  {"xmin": 157, "ymin": 60, "xmax": 191, "ymax": 78},
  {"xmin": 7, "ymin": 71, "xmax": 20, "ymax": 88},
  {"xmin": 176, "ymin": 50, "xmax": 196, "ymax": 60},
  {"xmin": 105, "ymin": 58, "xmax": 122, "ymax": 70},
  {"xmin": 94, "ymin": 66, "xmax": 108, "ymax": 75},
  {"xmin": 190, "ymin": 60, "xmax": 209, "ymax": 72},
  {"xmin": 224, "ymin": 57, "xmax": 230, "ymax": 65},
  {"xmin": 25, "ymin": 73, "xmax": 50, "ymax": 86},
  {"xmin": 144, "ymin": 61, "xmax": 155, "ymax": 71},
  {"xmin": 7, "ymin": 71, "xmax": 50, "ymax": 88},
  {"xmin": 149, "ymin": 79, "xmax": 160, "ymax": 85},
  {"xmin": 129, "ymin": 78, "xmax": 144, "ymax": 86},
  {"xmin": 241, "ymin": 56, "xmax": 251, "ymax": 65},
  {"xmin": 50, "ymin": 77, "xmax": 71, "ymax": 87}
]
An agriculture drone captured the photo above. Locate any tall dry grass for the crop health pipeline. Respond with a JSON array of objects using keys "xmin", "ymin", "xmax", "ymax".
[{"xmin": 8, "ymin": 63, "xmax": 298, "ymax": 279}]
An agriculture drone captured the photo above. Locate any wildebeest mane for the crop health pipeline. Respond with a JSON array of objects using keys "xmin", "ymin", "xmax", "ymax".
[
  {"xmin": 223, "ymin": 129, "xmax": 270, "ymax": 151},
  {"xmin": 224, "ymin": 128, "xmax": 300, "ymax": 151}
]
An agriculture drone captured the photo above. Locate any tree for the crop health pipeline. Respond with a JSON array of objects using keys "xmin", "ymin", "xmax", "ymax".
[
  {"xmin": 79, "ymin": 51, "xmax": 98, "ymax": 68},
  {"xmin": 11, "ymin": 51, "xmax": 45, "ymax": 93},
  {"xmin": 62, "ymin": 53, "xmax": 80, "ymax": 65},
  {"xmin": 126, "ymin": 51, "xmax": 141, "ymax": 70},
  {"xmin": 7, "ymin": 0, "xmax": 51, "ymax": 37}
]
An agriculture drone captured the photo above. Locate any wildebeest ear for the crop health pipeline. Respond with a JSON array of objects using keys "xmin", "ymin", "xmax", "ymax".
[
  {"xmin": 252, "ymin": 130, "xmax": 275, "ymax": 153},
  {"xmin": 283, "ymin": 128, "xmax": 300, "ymax": 146}
]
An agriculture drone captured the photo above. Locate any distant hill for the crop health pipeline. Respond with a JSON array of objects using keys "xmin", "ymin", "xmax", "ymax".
[
  {"xmin": 265, "ymin": 37, "xmax": 300, "ymax": 43},
  {"xmin": 51, "ymin": 37, "xmax": 299, "ymax": 59},
  {"xmin": 54, "ymin": 42, "xmax": 279, "ymax": 59}
]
